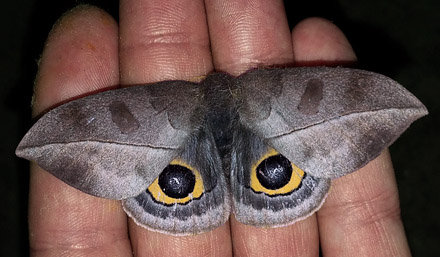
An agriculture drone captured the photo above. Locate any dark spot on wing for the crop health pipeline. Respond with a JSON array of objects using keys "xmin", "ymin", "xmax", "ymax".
[
  {"xmin": 59, "ymin": 101, "xmax": 89, "ymax": 127},
  {"xmin": 297, "ymin": 79, "xmax": 324, "ymax": 115},
  {"xmin": 345, "ymin": 77, "xmax": 369, "ymax": 107},
  {"xmin": 302, "ymin": 144, "xmax": 314, "ymax": 159},
  {"xmin": 109, "ymin": 101, "xmax": 140, "ymax": 134},
  {"xmin": 363, "ymin": 124, "xmax": 394, "ymax": 162}
]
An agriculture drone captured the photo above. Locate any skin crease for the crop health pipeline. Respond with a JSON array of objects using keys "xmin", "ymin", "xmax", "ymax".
[{"xmin": 27, "ymin": 1, "xmax": 412, "ymax": 257}]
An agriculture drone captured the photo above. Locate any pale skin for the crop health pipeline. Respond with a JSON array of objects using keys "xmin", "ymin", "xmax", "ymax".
[{"xmin": 29, "ymin": 1, "xmax": 412, "ymax": 256}]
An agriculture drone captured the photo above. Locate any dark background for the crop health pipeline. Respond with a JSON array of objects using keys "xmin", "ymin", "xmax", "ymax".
[{"xmin": 1, "ymin": 0, "xmax": 438, "ymax": 256}]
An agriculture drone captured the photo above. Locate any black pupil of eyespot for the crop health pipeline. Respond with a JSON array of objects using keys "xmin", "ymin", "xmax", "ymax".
[
  {"xmin": 256, "ymin": 154, "xmax": 292, "ymax": 190},
  {"xmin": 158, "ymin": 165, "xmax": 196, "ymax": 199}
]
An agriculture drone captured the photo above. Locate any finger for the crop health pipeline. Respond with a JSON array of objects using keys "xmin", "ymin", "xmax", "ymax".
[
  {"xmin": 206, "ymin": 0, "xmax": 293, "ymax": 74},
  {"xmin": 291, "ymin": 17, "xmax": 356, "ymax": 64},
  {"xmin": 119, "ymin": 0, "xmax": 212, "ymax": 83},
  {"xmin": 206, "ymin": 1, "xmax": 321, "ymax": 256},
  {"xmin": 29, "ymin": 6, "xmax": 132, "ymax": 256},
  {"xmin": 292, "ymin": 18, "xmax": 411, "ymax": 256},
  {"xmin": 319, "ymin": 151, "xmax": 411, "ymax": 256},
  {"xmin": 119, "ymin": 0, "xmax": 232, "ymax": 256}
]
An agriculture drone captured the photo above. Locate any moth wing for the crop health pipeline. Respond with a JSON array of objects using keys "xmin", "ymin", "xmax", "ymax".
[
  {"xmin": 16, "ymin": 81, "xmax": 203, "ymax": 199},
  {"xmin": 236, "ymin": 67, "xmax": 427, "ymax": 178},
  {"xmin": 230, "ymin": 125, "xmax": 331, "ymax": 227},
  {"xmin": 122, "ymin": 124, "xmax": 231, "ymax": 235}
]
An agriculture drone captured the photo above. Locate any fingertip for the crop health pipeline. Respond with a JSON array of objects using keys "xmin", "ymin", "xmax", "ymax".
[
  {"xmin": 205, "ymin": 0, "xmax": 293, "ymax": 74},
  {"xmin": 119, "ymin": 0, "xmax": 212, "ymax": 84},
  {"xmin": 34, "ymin": 4, "xmax": 119, "ymax": 115},
  {"xmin": 292, "ymin": 17, "xmax": 357, "ymax": 64}
]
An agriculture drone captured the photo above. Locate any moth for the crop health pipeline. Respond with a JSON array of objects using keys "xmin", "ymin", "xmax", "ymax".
[{"xmin": 16, "ymin": 67, "xmax": 427, "ymax": 235}]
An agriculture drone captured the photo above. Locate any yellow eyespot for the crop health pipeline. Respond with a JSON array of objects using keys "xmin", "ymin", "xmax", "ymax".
[
  {"xmin": 250, "ymin": 148, "xmax": 305, "ymax": 196},
  {"xmin": 147, "ymin": 159, "xmax": 204, "ymax": 205}
]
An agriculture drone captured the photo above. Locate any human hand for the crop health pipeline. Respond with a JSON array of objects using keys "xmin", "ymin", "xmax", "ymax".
[{"xmin": 28, "ymin": 1, "xmax": 411, "ymax": 256}]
